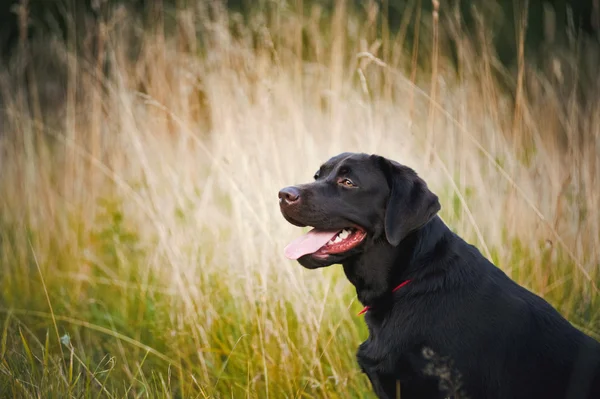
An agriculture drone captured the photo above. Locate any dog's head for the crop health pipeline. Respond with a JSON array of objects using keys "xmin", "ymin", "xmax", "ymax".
[{"xmin": 279, "ymin": 152, "xmax": 441, "ymax": 269}]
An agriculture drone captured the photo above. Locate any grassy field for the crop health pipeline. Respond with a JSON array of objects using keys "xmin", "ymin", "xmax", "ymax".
[{"xmin": 0, "ymin": 1, "xmax": 599, "ymax": 397}]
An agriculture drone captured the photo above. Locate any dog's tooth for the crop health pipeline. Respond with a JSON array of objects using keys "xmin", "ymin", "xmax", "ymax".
[
  {"xmin": 339, "ymin": 230, "xmax": 349, "ymax": 239},
  {"xmin": 334, "ymin": 236, "xmax": 342, "ymax": 243}
]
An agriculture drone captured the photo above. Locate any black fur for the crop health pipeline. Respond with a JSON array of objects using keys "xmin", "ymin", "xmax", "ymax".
[{"xmin": 278, "ymin": 152, "xmax": 600, "ymax": 399}]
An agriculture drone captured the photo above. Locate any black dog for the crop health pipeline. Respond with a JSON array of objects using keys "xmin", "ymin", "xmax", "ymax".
[{"xmin": 278, "ymin": 152, "xmax": 600, "ymax": 399}]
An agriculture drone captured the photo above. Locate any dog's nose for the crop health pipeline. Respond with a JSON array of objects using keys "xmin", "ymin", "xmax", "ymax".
[{"xmin": 278, "ymin": 186, "xmax": 301, "ymax": 205}]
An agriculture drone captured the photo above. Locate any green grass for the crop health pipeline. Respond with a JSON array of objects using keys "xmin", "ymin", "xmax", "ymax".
[{"xmin": 1, "ymin": 1, "xmax": 599, "ymax": 397}]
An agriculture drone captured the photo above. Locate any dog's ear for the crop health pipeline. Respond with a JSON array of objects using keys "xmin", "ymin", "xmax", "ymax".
[{"xmin": 373, "ymin": 155, "xmax": 441, "ymax": 246}]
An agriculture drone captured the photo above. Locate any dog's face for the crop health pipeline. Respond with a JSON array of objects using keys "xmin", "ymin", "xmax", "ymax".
[{"xmin": 279, "ymin": 152, "xmax": 441, "ymax": 269}]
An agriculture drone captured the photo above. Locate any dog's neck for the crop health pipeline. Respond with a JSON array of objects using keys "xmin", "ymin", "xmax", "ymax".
[{"xmin": 342, "ymin": 216, "xmax": 455, "ymax": 308}]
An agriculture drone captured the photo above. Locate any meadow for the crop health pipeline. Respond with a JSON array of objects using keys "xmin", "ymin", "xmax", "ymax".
[{"xmin": 0, "ymin": 1, "xmax": 599, "ymax": 397}]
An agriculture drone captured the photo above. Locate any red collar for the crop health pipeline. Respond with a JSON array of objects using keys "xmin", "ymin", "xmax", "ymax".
[{"xmin": 357, "ymin": 280, "xmax": 412, "ymax": 316}]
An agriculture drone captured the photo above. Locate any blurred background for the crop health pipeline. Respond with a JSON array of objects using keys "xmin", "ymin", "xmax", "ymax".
[{"xmin": 0, "ymin": 0, "xmax": 599, "ymax": 397}]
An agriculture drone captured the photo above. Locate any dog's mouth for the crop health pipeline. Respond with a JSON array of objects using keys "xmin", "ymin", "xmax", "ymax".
[{"xmin": 284, "ymin": 227, "xmax": 367, "ymax": 260}]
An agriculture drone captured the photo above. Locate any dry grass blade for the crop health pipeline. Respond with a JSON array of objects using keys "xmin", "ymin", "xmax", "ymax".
[{"xmin": 29, "ymin": 239, "xmax": 67, "ymax": 371}]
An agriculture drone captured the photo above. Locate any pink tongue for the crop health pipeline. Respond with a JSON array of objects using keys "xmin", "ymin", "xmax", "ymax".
[{"xmin": 284, "ymin": 228, "xmax": 341, "ymax": 260}]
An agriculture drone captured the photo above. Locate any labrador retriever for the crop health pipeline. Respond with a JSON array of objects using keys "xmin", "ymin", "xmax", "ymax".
[{"xmin": 278, "ymin": 152, "xmax": 600, "ymax": 399}]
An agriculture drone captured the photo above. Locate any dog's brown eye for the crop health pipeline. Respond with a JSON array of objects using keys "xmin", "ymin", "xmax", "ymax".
[{"xmin": 339, "ymin": 178, "xmax": 356, "ymax": 187}]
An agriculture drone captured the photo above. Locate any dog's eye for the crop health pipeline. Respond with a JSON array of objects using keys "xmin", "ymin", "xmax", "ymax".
[{"xmin": 339, "ymin": 178, "xmax": 356, "ymax": 188}]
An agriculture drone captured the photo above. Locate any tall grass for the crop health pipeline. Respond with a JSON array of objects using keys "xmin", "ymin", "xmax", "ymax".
[{"xmin": 0, "ymin": 1, "xmax": 599, "ymax": 397}]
